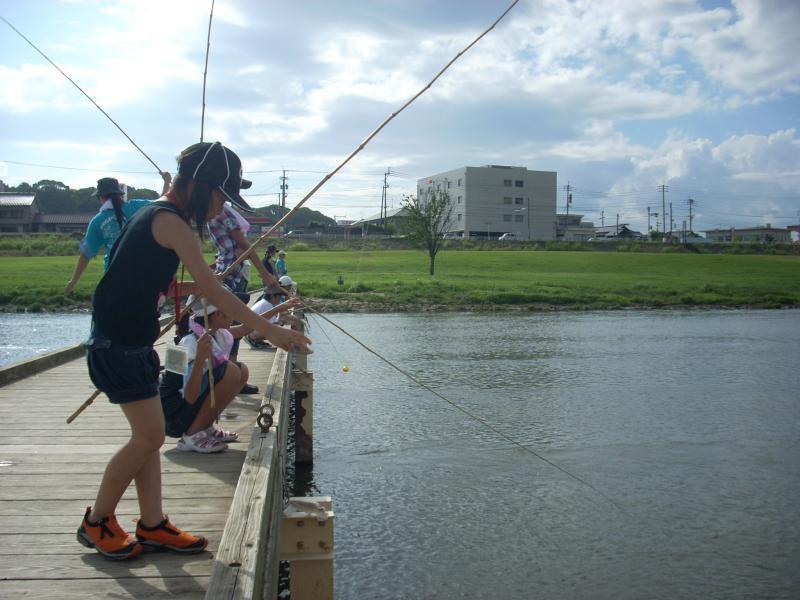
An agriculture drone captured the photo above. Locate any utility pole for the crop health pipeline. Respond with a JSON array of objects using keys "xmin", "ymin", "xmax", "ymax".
[
  {"xmin": 280, "ymin": 170, "xmax": 288, "ymax": 210},
  {"xmin": 647, "ymin": 206, "xmax": 652, "ymax": 232},
  {"xmin": 279, "ymin": 170, "xmax": 288, "ymax": 233},
  {"xmin": 669, "ymin": 201, "xmax": 674, "ymax": 236},
  {"xmin": 600, "ymin": 209, "xmax": 605, "ymax": 226},
  {"xmin": 658, "ymin": 184, "xmax": 669, "ymax": 240},
  {"xmin": 381, "ymin": 167, "xmax": 392, "ymax": 236},
  {"xmin": 688, "ymin": 198, "xmax": 695, "ymax": 233},
  {"xmin": 615, "ymin": 213, "xmax": 619, "ymax": 237},
  {"xmin": 563, "ymin": 182, "xmax": 572, "ymax": 215}
]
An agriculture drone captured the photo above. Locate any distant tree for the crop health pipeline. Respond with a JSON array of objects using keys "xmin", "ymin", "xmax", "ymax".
[
  {"xmin": 401, "ymin": 190, "xmax": 454, "ymax": 276},
  {"xmin": 33, "ymin": 179, "xmax": 69, "ymax": 191}
]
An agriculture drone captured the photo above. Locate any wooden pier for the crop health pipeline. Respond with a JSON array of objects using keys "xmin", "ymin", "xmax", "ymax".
[{"xmin": 0, "ymin": 334, "xmax": 330, "ymax": 599}]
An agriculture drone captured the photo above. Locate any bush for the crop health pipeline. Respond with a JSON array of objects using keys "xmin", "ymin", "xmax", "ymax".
[{"xmin": 290, "ymin": 242, "xmax": 310, "ymax": 252}]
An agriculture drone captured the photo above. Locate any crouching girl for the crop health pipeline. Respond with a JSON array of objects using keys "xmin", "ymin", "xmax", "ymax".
[{"xmin": 159, "ymin": 297, "xmax": 249, "ymax": 453}]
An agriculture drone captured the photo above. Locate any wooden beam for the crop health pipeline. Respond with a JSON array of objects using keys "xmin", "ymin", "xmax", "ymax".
[
  {"xmin": 204, "ymin": 349, "xmax": 291, "ymax": 600},
  {"xmin": 280, "ymin": 496, "xmax": 334, "ymax": 600}
]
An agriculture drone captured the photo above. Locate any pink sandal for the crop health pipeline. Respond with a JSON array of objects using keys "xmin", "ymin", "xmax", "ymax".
[{"xmin": 205, "ymin": 424, "xmax": 238, "ymax": 443}]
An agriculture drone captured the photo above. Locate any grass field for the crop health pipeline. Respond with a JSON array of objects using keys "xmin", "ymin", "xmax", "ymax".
[{"xmin": 1, "ymin": 250, "xmax": 798, "ymax": 311}]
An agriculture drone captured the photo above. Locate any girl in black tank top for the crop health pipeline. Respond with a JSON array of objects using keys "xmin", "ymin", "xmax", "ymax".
[{"xmin": 79, "ymin": 143, "xmax": 312, "ymax": 561}]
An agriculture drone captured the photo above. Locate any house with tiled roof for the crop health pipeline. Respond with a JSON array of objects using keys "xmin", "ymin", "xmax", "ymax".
[{"xmin": 0, "ymin": 193, "xmax": 39, "ymax": 233}]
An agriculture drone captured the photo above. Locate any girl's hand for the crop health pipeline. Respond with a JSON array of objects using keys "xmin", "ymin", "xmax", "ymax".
[
  {"xmin": 257, "ymin": 323, "xmax": 312, "ymax": 354},
  {"xmin": 196, "ymin": 333, "xmax": 213, "ymax": 361},
  {"xmin": 281, "ymin": 297, "xmax": 303, "ymax": 310}
]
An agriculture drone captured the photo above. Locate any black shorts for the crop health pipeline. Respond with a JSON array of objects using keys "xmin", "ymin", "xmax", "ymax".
[
  {"xmin": 86, "ymin": 328, "xmax": 161, "ymax": 404},
  {"xmin": 161, "ymin": 361, "xmax": 232, "ymax": 438}
]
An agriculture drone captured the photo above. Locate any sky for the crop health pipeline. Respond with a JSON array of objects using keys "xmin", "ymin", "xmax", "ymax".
[{"xmin": 1, "ymin": 0, "xmax": 799, "ymax": 234}]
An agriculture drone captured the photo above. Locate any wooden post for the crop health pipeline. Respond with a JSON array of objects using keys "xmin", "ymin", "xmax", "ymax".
[
  {"xmin": 280, "ymin": 496, "xmax": 334, "ymax": 600},
  {"xmin": 291, "ymin": 370, "xmax": 314, "ymax": 465}
]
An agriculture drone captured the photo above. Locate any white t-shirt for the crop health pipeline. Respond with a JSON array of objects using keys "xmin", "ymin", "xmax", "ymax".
[
  {"xmin": 251, "ymin": 298, "xmax": 279, "ymax": 323},
  {"xmin": 178, "ymin": 330, "xmax": 230, "ymax": 395}
]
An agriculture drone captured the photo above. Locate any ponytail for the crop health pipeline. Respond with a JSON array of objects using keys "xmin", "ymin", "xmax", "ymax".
[{"xmin": 110, "ymin": 195, "xmax": 124, "ymax": 228}]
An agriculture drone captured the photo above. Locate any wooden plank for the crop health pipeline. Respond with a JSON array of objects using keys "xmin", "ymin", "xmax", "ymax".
[
  {"xmin": 204, "ymin": 349, "xmax": 291, "ymax": 600},
  {"xmin": 0, "ymin": 484, "xmax": 235, "ymax": 501},
  {"xmin": 0, "ymin": 531, "xmax": 224, "ymax": 555},
  {"xmin": 0, "ymin": 497, "xmax": 233, "ymax": 516},
  {"xmin": 0, "ymin": 552, "xmax": 216, "ymax": 579},
  {"xmin": 0, "ymin": 513, "xmax": 229, "ymax": 534},
  {"xmin": 0, "ymin": 334, "xmax": 286, "ymax": 599},
  {"xmin": 0, "ymin": 577, "xmax": 209, "ymax": 600},
  {"xmin": 0, "ymin": 471, "xmax": 241, "ymax": 487}
]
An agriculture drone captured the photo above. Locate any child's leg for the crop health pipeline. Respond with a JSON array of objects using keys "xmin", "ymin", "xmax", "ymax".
[
  {"xmin": 90, "ymin": 395, "xmax": 165, "ymax": 522},
  {"xmin": 185, "ymin": 362, "xmax": 244, "ymax": 435}
]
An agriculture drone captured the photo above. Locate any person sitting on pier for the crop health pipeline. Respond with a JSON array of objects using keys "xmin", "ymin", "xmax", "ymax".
[
  {"xmin": 78, "ymin": 141, "xmax": 311, "ymax": 560},
  {"xmin": 159, "ymin": 296, "xmax": 251, "ymax": 453},
  {"xmin": 64, "ymin": 172, "xmax": 171, "ymax": 294},
  {"xmin": 244, "ymin": 281, "xmax": 303, "ymax": 349}
]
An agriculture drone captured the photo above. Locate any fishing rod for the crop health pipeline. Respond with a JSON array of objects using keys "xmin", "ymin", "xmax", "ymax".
[
  {"xmin": 146, "ymin": 0, "xmax": 524, "ymax": 342},
  {"xmin": 200, "ymin": 0, "xmax": 215, "ymax": 142},
  {"xmin": 65, "ymin": 0, "xmax": 522, "ymax": 422},
  {"xmin": 0, "ymin": 15, "xmax": 164, "ymax": 174},
  {"xmin": 197, "ymin": 0, "xmax": 524, "ymax": 282},
  {"xmin": 305, "ymin": 307, "xmax": 624, "ymax": 511}
]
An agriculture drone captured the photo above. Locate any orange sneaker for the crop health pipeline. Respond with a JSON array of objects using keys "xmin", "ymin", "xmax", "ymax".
[
  {"xmin": 77, "ymin": 506, "xmax": 142, "ymax": 560},
  {"xmin": 136, "ymin": 516, "xmax": 208, "ymax": 554}
]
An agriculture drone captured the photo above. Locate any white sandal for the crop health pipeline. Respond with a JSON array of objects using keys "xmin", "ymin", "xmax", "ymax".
[
  {"xmin": 177, "ymin": 430, "xmax": 228, "ymax": 453},
  {"xmin": 205, "ymin": 424, "xmax": 239, "ymax": 443}
]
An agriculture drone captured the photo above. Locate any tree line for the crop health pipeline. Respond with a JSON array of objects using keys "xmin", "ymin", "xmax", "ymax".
[{"xmin": 0, "ymin": 178, "xmax": 337, "ymax": 231}]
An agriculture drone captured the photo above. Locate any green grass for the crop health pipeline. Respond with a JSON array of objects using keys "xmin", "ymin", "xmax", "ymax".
[{"xmin": 1, "ymin": 250, "xmax": 798, "ymax": 310}]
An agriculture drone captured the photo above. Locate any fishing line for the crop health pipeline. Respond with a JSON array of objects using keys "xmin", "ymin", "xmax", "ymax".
[
  {"xmin": 305, "ymin": 307, "xmax": 623, "ymax": 511},
  {"xmin": 1, "ymin": 15, "xmax": 163, "ymax": 174},
  {"xmin": 206, "ymin": 0, "xmax": 524, "ymax": 280},
  {"xmin": 66, "ymin": 0, "xmax": 523, "ymax": 422},
  {"xmin": 307, "ymin": 312, "xmax": 352, "ymax": 373},
  {"xmin": 200, "ymin": 0, "xmax": 215, "ymax": 142}
]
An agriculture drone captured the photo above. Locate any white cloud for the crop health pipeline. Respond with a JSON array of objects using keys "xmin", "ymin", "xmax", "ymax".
[{"xmin": 544, "ymin": 119, "xmax": 650, "ymax": 162}]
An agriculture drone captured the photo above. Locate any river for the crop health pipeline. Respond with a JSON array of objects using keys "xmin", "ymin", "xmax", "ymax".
[
  {"xmin": 1, "ymin": 309, "xmax": 798, "ymax": 598},
  {"xmin": 304, "ymin": 310, "xmax": 799, "ymax": 600}
]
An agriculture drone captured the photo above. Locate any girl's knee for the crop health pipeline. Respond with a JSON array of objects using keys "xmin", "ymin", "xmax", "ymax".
[
  {"xmin": 132, "ymin": 428, "xmax": 165, "ymax": 451},
  {"xmin": 240, "ymin": 363, "xmax": 249, "ymax": 383}
]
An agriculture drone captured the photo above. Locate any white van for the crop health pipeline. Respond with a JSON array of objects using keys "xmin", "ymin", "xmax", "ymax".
[{"xmin": 498, "ymin": 233, "xmax": 518, "ymax": 241}]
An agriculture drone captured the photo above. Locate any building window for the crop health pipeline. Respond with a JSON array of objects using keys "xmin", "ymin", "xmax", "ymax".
[
  {"xmin": 457, "ymin": 213, "xmax": 462, "ymax": 221},
  {"xmin": 457, "ymin": 196, "xmax": 462, "ymax": 204},
  {"xmin": 515, "ymin": 197, "xmax": 524, "ymax": 204},
  {"xmin": 514, "ymin": 215, "xmax": 524, "ymax": 222},
  {"xmin": 503, "ymin": 179, "xmax": 512, "ymax": 187},
  {"xmin": 503, "ymin": 214, "xmax": 512, "ymax": 222},
  {"xmin": 503, "ymin": 197, "xmax": 512, "ymax": 204},
  {"xmin": 447, "ymin": 181, "xmax": 451, "ymax": 189},
  {"xmin": 457, "ymin": 178, "xmax": 462, "ymax": 186},
  {"xmin": 515, "ymin": 180, "xmax": 524, "ymax": 187}
]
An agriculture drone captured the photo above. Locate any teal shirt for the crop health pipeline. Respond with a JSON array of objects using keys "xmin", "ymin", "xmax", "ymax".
[
  {"xmin": 275, "ymin": 257, "xmax": 287, "ymax": 276},
  {"xmin": 79, "ymin": 199, "xmax": 151, "ymax": 271}
]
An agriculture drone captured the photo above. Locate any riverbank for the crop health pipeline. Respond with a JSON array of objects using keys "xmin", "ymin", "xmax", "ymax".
[{"xmin": 1, "ymin": 250, "xmax": 798, "ymax": 311}]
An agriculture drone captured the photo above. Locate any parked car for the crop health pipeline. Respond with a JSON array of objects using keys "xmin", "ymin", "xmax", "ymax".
[{"xmin": 498, "ymin": 233, "xmax": 518, "ymax": 241}]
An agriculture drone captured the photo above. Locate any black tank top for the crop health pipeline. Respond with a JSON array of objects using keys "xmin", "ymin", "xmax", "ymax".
[{"xmin": 92, "ymin": 200, "xmax": 182, "ymax": 346}]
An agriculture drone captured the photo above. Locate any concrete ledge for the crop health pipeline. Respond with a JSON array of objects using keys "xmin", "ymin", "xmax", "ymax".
[{"xmin": 0, "ymin": 344, "xmax": 85, "ymax": 387}]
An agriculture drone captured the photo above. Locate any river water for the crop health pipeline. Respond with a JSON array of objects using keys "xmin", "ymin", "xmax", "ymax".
[
  {"xmin": 0, "ymin": 312, "xmax": 91, "ymax": 366},
  {"xmin": 304, "ymin": 310, "xmax": 799, "ymax": 600},
  {"xmin": 1, "ymin": 310, "xmax": 798, "ymax": 598}
]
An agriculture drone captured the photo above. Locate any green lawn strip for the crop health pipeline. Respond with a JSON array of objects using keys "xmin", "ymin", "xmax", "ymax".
[{"xmin": 0, "ymin": 251, "xmax": 798, "ymax": 310}]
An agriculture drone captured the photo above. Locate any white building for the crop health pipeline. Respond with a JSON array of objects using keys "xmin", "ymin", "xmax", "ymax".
[{"xmin": 417, "ymin": 165, "xmax": 557, "ymax": 240}]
